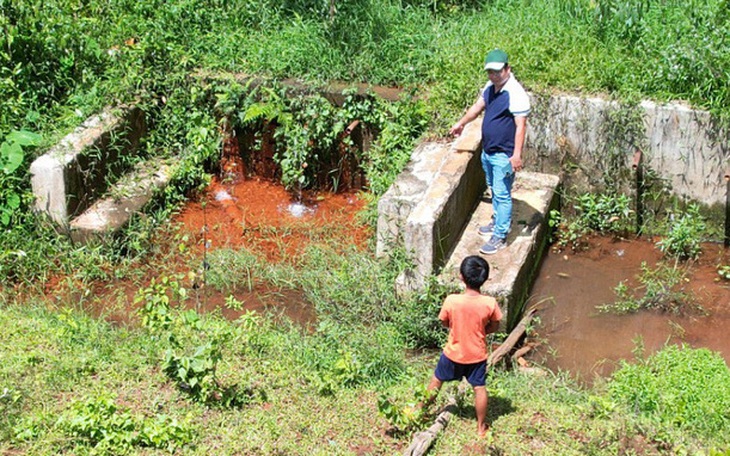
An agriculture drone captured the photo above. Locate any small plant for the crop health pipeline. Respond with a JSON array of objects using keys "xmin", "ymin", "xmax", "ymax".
[
  {"xmin": 574, "ymin": 192, "xmax": 633, "ymax": 234},
  {"xmin": 548, "ymin": 208, "xmax": 590, "ymax": 252},
  {"xmin": 377, "ymin": 384, "xmax": 435, "ymax": 434},
  {"xmin": 224, "ymin": 294, "xmax": 244, "ymax": 311},
  {"xmin": 163, "ymin": 340, "xmax": 221, "ymax": 403},
  {"xmin": 135, "ymin": 275, "xmax": 188, "ymax": 333},
  {"xmin": 549, "ymin": 192, "xmax": 633, "ymax": 252},
  {"xmin": 656, "ymin": 204, "xmax": 706, "ymax": 260},
  {"xmin": 58, "ymin": 393, "xmax": 193, "ymax": 453},
  {"xmin": 597, "ymin": 261, "xmax": 701, "ymax": 315}
]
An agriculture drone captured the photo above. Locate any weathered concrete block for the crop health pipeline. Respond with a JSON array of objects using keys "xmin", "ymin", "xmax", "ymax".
[
  {"xmin": 69, "ymin": 158, "xmax": 173, "ymax": 243},
  {"xmin": 377, "ymin": 119, "xmax": 485, "ymax": 263},
  {"xmin": 526, "ymin": 95, "xmax": 729, "ymax": 205},
  {"xmin": 30, "ymin": 105, "xmax": 146, "ymax": 227},
  {"xmin": 377, "ymin": 142, "xmax": 448, "ymax": 258}
]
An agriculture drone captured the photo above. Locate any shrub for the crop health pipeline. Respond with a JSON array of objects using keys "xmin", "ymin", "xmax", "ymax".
[
  {"xmin": 656, "ymin": 204, "xmax": 706, "ymax": 260},
  {"xmin": 550, "ymin": 192, "xmax": 633, "ymax": 252},
  {"xmin": 609, "ymin": 344, "xmax": 730, "ymax": 439}
]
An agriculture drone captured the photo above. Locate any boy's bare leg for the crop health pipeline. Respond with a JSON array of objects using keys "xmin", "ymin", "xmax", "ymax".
[
  {"xmin": 474, "ymin": 386, "xmax": 489, "ymax": 435},
  {"xmin": 427, "ymin": 376, "xmax": 443, "ymax": 392}
]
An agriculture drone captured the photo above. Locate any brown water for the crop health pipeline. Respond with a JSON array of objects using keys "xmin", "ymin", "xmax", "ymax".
[{"xmin": 526, "ymin": 236, "xmax": 730, "ymax": 384}]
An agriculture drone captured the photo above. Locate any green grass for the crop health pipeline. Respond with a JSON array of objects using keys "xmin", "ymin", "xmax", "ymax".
[
  {"xmin": 2, "ymin": 301, "xmax": 727, "ymax": 455},
  {"xmin": 2, "ymin": 236, "xmax": 729, "ymax": 454}
]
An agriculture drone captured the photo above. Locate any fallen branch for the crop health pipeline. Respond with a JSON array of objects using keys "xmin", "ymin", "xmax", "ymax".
[{"xmin": 488, "ymin": 307, "xmax": 538, "ymax": 367}]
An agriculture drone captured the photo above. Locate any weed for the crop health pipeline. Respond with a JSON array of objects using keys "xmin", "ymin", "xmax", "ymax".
[
  {"xmin": 57, "ymin": 392, "xmax": 193, "ymax": 454},
  {"xmin": 656, "ymin": 204, "xmax": 707, "ymax": 260},
  {"xmin": 550, "ymin": 192, "xmax": 633, "ymax": 251},
  {"xmin": 597, "ymin": 261, "xmax": 701, "ymax": 315},
  {"xmin": 377, "ymin": 383, "xmax": 434, "ymax": 434}
]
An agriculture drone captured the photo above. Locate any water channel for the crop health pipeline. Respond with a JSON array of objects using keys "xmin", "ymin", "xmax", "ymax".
[{"xmin": 525, "ymin": 236, "xmax": 730, "ymax": 384}]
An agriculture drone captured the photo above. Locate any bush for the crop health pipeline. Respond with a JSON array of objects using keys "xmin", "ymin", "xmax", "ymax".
[
  {"xmin": 390, "ymin": 276, "xmax": 452, "ymax": 349},
  {"xmin": 656, "ymin": 204, "xmax": 706, "ymax": 260},
  {"xmin": 550, "ymin": 192, "xmax": 633, "ymax": 252},
  {"xmin": 609, "ymin": 344, "xmax": 730, "ymax": 439}
]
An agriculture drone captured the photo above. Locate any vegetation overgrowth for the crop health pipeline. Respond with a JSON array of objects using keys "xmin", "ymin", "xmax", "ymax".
[{"xmin": 2, "ymin": 0, "xmax": 730, "ymax": 454}]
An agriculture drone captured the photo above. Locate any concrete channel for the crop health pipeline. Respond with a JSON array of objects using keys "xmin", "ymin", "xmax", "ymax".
[
  {"xmin": 28, "ymin": 85, "xmax": 727, "ymax": 316},
  {"xmin": 376, "ymin": 118, "xmax": 560, "ymax": 326}
]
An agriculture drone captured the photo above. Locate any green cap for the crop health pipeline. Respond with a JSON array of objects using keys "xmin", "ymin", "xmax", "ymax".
[{"xmin": 484, "ymin": 49, "xmax": 508, "ymax": 71}]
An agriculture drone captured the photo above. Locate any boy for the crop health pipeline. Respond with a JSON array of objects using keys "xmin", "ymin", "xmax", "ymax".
[{"xmin": 427, "ymin": 255, "xmax": 502, "ymax": 436}]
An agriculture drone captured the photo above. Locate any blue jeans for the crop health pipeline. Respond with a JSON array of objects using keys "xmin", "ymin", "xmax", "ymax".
[{"xmin": 481, "ymin": 151, "xmax": 514, "ymax": 239}]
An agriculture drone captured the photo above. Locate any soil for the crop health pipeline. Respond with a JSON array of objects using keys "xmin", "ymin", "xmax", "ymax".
[{"xmin": 526, "ymin": 235, "xmax": 730, "ymax": 384}]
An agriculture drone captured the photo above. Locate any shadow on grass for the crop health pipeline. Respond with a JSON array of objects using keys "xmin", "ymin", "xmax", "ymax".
[{"xmin": 457, "ymin": 395, "xmax": 516, "ymax": 424}]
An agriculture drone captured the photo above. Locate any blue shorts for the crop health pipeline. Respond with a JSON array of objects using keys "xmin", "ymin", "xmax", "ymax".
[{"xmin": 434, "ymin": 353, "xmax": 487, "ymax": 387}]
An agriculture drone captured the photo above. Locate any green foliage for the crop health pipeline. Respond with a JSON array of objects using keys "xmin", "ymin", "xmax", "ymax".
[
  {"xmin": 656, "ymin": 204, "xmax": 706, "ymax": 260},
  {"xmin": 377, "ymin": 383, "xmax": 434, "ymax": 433},
  {"xmin": 597, "ymin": 261, "xmax": 700, "ymax": 315},
  {"xmin": 0, "ymin": 130, "xmax": 41, "ymax": 226},
  {"xmin": 135, "ymin": 275, "xmax": 188, "ymax": 333},
  {"xmin": 575, "ymin": 192, "xmax": 634, "ymax": 233},
  {"xmin": 230, "ymin": 82, "xmax": 427, "ymax": 194},
  {"xmin": 362, "ymin": 93, "xmax": 429, "ymax": 195},
  {"xmin": 134, "ymin": 275, "xmax": 250, "ymax": 407},
  {"xmin": 550, "ymin": 192, "xmax": 633, "ymax": 252},
  {"xmin": 609, "ymin": 344, "xmax": 730, "ymax": 439},
  {"xmin": 390, "ymin": 276, "xmax": 452, "ymax": 349},
  {"xmin": 58, "ymin": 393, "xmax": 193, "ymax": 454}
]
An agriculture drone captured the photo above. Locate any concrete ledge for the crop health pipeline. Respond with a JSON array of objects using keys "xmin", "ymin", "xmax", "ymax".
[
  {"xmin": 30, "ymin": 105, "xmax": 146, "ymax": 226},
  {"xmin": 377, "ymin": 119, "xmax": 486, "ymax": 290},
  {"xmin": 69, "ymin": 157, "xmax": 174, "ymax": 243}
]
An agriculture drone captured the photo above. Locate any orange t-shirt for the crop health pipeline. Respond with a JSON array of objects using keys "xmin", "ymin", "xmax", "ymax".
[{"xmin": 439, "ymin": 293, "xmax": 502, "ymax": 364}]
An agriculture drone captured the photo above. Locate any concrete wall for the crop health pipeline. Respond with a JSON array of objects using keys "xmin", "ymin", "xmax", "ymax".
[
  {"xmin": 526, "ymin": 95, "xmax": 729, "ymax": 205},
  {"xmin": 30, "ymin": 106, "xmax": 146, "ymax": 227}
]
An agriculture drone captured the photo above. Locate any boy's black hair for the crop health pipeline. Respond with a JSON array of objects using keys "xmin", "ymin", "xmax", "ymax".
[{"xmin": 460, "ymin": 255, "xmax": 490, "ymax": 290}]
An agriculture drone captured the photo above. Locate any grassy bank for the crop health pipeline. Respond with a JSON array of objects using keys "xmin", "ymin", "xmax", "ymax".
[{"xmin": 1, "ymin": 289, "xmax": 728, "ymax": 454}]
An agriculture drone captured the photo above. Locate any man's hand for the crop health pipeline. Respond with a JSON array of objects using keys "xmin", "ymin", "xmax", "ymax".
[{"xmin": 449, "ymin": 122, "xmax": 464, "ymax": 137}]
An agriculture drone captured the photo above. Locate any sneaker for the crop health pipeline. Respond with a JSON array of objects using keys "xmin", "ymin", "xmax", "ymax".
[
  {"xmin": 479, "ymin": 236, "xmax": 506, "ymax": 255},
  {"xmin": 477, "ymin": 220, "xmax": 495, "ymax": 237}
]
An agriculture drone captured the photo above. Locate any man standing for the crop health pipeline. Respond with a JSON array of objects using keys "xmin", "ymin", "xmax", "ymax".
[{"xmin": 449, "ymin": 49, "xmax": 530, "ymax": 255}]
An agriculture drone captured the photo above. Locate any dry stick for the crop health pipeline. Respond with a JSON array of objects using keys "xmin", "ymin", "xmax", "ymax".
[{"xmin": 488, "ymin": 307, "xmax": 538, "ymax": 367}]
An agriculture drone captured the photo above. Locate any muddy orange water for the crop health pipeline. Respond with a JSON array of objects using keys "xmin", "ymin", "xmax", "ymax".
[
  {"xmin": 40, "ymin": 174, "xmax": 372, "ymax": 328},
  {"xmin": 526, "ymin": 236, "xmax": 730, "ymax": 384}
]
